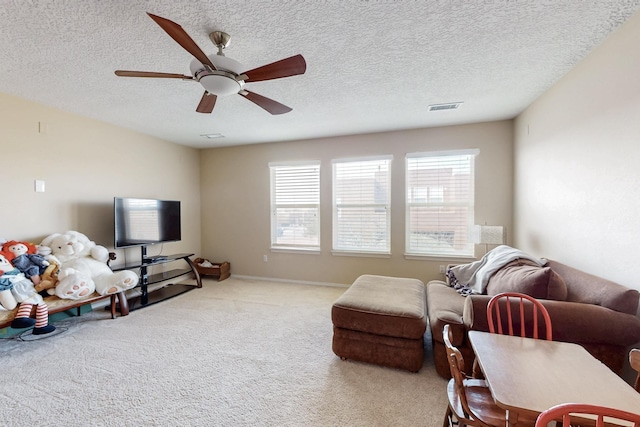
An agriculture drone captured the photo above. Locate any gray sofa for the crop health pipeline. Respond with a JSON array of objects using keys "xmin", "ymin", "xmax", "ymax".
[{"xmin": 426, "ymin": 258, "xmax": 640, "ymax": 379}]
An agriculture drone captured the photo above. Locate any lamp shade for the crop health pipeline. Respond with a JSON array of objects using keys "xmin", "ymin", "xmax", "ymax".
[
  {"xmin": 472, "ymin": 225, "xmax": 506, "ymax": 245},
  {"xmin": 480, "ymin": 225, "xmax": 505, "ymax": 245}
]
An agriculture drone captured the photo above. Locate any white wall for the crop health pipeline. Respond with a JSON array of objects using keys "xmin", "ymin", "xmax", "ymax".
[
  {"xmin": 200, "ymin": 121, "xmax": 513, "ymax": 285},
  {"xmin": 514, "ymin": 10, "xmax": 640, "ymax": 294},
  {"xmin": 1, "ymin": 93, "xmax": 202, "ymax": 269}
]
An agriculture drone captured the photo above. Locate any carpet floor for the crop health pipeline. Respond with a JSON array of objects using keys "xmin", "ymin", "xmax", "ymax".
[{"xmin": 0, "ymin": 277, "xmax": 448, "ymax": 426}]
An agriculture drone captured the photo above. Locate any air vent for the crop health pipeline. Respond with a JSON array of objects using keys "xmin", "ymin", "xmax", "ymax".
[
  {"xmin": 428, "ymin": 102, "xmax": 463, "ymax": 111},
  {"xmin": 200, "ymin": 133, "xmax": 225, "ymax": 139}
]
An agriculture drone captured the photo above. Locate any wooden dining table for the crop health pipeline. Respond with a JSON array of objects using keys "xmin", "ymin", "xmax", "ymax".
[{"xmin": 468, "ymin": 330, "xmax": 640, "ymax": 426}]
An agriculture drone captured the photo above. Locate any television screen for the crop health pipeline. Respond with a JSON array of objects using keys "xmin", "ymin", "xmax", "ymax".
[{"xmin": 114, "ymin": 197, "xmax": 181, "ymax": 248}]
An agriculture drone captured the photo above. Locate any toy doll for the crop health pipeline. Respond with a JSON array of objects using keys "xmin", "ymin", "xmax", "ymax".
[
  {"xmin": 0, "ymin": 252, "xmax": 55, "ymax": 335},
  {"xmin": 2, "ymin": 240, "xmax": 49, "ymax": 286}
]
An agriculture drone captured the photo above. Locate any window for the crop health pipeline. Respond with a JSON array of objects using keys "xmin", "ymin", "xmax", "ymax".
[
  {"xmin": 406, "ymin": 149, "xmax": 479, "ymax": 257},
  {"xmin": 269, "ymin": 161, "xmax": 320, "ymax": 251},
  {"xmin": 332, "ymin": 156, "xmax": 392, "ymax": 254}
]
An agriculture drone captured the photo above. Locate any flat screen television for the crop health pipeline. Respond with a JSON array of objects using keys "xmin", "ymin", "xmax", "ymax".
[{"xmin": 114, "ymin": 197, "xmax": 181, "ymax": 249}]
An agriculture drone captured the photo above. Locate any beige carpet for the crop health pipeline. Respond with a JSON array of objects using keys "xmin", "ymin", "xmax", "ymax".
[{"xmin": 0, "ymin": 277, "xmax": 448, "ymax": 426}]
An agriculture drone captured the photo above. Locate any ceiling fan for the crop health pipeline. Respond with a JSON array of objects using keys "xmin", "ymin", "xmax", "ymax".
[{"xmin": 114, "ymin": 13, "xmax": 306, "ymax": 115}]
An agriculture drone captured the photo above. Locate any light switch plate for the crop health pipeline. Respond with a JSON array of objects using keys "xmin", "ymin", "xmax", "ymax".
[{"xmin": 34, "ymin": 180, "xmax": 45, "ymax": 193}]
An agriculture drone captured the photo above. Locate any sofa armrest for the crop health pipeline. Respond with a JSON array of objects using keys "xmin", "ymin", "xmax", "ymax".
[
  {"xmin": 426, "ymin": 280, "xmax": 467, "ymax": 346},
  {"xmin": 463, "ymin": 295, "xmax": 640, "ymax": 347},
  {"xmin": 462, "ymin": 294, "xmax": 493, "ymax": 331}
]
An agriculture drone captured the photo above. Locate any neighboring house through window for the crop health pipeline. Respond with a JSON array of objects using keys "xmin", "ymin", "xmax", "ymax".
[
  {"xmin": 405, "ymin": 149, "xmax": 478, "ymax": 258},
  {"xmin": 269, "ymin": 161, "xmax": 320, "ymax": 251},
  {"xmin": 332, "ymin": 156, "xmax": 392, "ymax": 255}
]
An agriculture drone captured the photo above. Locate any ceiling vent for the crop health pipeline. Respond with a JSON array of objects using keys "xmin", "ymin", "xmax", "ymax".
[
  {"xmin": 428, "ymin": 102, "xmax": 463, "ymax": 111},
  {"xmin": 200, "ymin": 133, "xmax": 225, "ymax": 139}
]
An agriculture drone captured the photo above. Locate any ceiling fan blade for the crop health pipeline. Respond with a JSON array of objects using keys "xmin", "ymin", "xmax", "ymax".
[
  {"xmin": 239, "ymin": 90, "xmax": 293, "ymax": 115},
  {"xmin": 240, "ymin": 54, "xmax": 306, "ymax": 83},
  {"xmin": 147, "ymin": 12, "xmax": 216, "ymax": 70},
  {"xmin": 115, "ymin": 70, "xmax": 193, "ymax": 80},
  {"xmin": 196, "ymin": 92, "xmax": 217, "ymax": 113}
]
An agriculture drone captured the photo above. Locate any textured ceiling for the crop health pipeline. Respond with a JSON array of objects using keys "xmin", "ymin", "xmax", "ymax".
[{"xmin": 1, "ymin": 1, "xmax": 639, "ymax": 148}]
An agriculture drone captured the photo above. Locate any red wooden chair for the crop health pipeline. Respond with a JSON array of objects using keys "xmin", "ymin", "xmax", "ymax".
[
  {"xmin": 471, "ymin": 292, "xmax": 553, "ymax": 379},
  {"xmin": 631, "ymin": 348, "xmax": 640, "ymax": 393},
  {"xmin": 535, "ymin": 403, "xmax": 640, "ymax": 427},
  {"xmin": 487, "ymin": 292, "xmax": 553, "ymax": 340}
]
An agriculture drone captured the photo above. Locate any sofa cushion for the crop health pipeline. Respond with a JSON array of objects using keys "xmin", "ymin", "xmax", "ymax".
[
  {"xmin": 332, "ymin": 275, "xmax": 426, "ymax": 339},
  {"xmin": 486, "ymin": 260, "xmax": 568, "ymax": 301}
]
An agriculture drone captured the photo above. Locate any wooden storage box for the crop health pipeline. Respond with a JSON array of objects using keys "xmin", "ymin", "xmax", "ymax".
[{"xmin": 193, "ymin": 258, "xmax": 230, "ymax": 281}]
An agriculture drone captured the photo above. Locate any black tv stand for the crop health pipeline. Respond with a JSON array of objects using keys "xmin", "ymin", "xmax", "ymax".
[
  {"xmin": 111, "ymin": 246, "xmax": 202, "ymax": 311},
  {"xmin": 127, "ymin": 283, "xmax": 195, "ymax": 310},
  {"xmin": 144, "ymin": 255, "xmax": 168, "ymax": 262}
]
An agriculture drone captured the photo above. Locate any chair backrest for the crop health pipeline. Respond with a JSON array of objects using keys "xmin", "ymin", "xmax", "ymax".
[
  {"xmin": 535, "ymin": 403, "xmax": 640, "ymax": 427},
  {"xmin": 443, "ymin": 324, "xmax": 474, "ymax": 419},
  {"xmin": 630, "ymin": 348, "xmax": 640, "ymax": 393},
  {"xmin": 487, "ymin": 292, "xmax": 553, "ymax": 340}
]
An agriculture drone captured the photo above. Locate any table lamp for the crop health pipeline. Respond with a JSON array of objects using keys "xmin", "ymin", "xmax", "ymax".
[{"xmin": 473, "ymin": 225, "xmax": 506, "ymax": 254}]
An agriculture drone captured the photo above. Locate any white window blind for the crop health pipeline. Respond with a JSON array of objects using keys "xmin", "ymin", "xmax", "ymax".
[
  {"xmin": 406, "ymin": 150, "xmax": 478, "ymax": 257},
  {"xmin": 270, "ymin": 162, "xmax": 320, "ymax": 250},
  {"xmin": 332, "ymin": 156, "xmax": 392, "ymax": 254}
]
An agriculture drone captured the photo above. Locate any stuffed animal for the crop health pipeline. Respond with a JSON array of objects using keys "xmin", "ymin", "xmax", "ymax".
[
  {"xmin": 35, "ymin": 258, "xmax": 60, "ymax": 294},
  {"xmin": 39, "ymin": 231, "xmax": 138, "ymax": 299},
  {"xmin": 0, "ymin": 253, "xmax": 55, "ymax": 335},
  {"xmin": 2, "ymin": 240, "xmax": 50, "ymax": 286}
]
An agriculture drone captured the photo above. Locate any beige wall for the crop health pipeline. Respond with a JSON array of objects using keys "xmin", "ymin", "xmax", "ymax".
[
  {"xmin": 2, "ymin": 91, "xmax": 512, "ymax": 286},
  {"xmin": 514, "ymin": 10, "xmax": 640, "ymax": 294},
  {"xmin": 200, "ymin": 121, "xmax": 513, "ymax": 285},
  {"xmin": 1, "ymin": 93, "xmax": 202, "ymax": 268}
]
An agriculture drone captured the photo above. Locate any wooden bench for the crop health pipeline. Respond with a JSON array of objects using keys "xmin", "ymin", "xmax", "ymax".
[
  {"xmin": 1, "ymin": 252, "xmax": 131, "ymax": 332},
  {"xmin": 0, "ymin": 291, "xmax": 129, "ymax": 331}
]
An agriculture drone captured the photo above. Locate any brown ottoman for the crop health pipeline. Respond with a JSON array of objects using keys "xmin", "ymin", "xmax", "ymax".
[{"xmin": 331, "ymin": 274, "xmax": 427, "ymax": 372}]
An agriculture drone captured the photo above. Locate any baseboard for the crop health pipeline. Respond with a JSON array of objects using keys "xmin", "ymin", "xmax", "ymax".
[
  {"xmin": 231, "ymin": 275, "xmax": 349, "ymax": 288},
  {"xmin": 89, "ymin": 275, "xmax": 348, "ymax": 312}
]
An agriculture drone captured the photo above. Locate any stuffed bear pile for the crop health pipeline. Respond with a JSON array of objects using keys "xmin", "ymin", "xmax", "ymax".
[
  {"xmin": 39, "ymin": 231, "xmax": 138, "ymax": 299},
  {"xmin": 0, "ymin": 231, "xmax": 139, "ymax": 335}
]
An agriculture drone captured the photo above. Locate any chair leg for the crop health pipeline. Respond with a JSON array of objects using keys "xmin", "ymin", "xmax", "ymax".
[{"xmin": 443, "ymin": 405, "xmax": 454, "ymax": 427}]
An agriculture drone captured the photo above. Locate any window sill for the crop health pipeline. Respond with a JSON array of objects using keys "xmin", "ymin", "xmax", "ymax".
[
  {"xmin": 270, "ymin": 247, "xmax": 321, "ymax": 255},
  {"xmin": 331, "ymin": 251, "xmax": 391, "ymax": 258},
  {"xmin": 404, "ymin": 253, "xmax": 476, "ymax": 262}
]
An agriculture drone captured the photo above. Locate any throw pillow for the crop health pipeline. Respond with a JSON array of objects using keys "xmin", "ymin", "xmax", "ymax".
[{"xmin": 486, "ymin": 260, "xmax": 568, "ymax": 301}]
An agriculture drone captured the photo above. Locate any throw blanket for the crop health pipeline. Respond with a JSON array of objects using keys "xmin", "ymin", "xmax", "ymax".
[{"xmin": 448, "ymin": 245, "xmax": 546, "ymax": 295}]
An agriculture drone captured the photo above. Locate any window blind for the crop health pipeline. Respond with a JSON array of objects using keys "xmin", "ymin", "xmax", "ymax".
[
  {"xmin": 332, "ymin": 156, "xmax": 392, "ymax": 254},
  {"xmin": 270, "ymin": 162, "xmax": 320, "ymax": 250},
  {"xmin": 405, "ymin": 150, "xmax": 478, "ymax": 257}
]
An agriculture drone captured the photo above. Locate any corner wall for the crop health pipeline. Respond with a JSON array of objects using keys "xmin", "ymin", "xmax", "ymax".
[
  {"xmin": 514, "ymin": 10, "xmax": 640, "ymax": 294},
  {"xmin": 200, "ymin": 121, "xmax": 513, "ymax": 285},
  {"xmin": 1, "ymin": 93, "xmax": 202, "ymax": 263}
]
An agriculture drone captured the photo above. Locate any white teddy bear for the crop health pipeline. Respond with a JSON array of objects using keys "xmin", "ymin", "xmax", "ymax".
[{"xmin": 39, "ymin": 231, "xmax": 138, "ymax": 299}]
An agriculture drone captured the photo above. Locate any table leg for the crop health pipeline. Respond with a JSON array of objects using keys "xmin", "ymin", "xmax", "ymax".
[{"xmin": 506, "ymin": 409, "xmax": 518, "ymax": 427}]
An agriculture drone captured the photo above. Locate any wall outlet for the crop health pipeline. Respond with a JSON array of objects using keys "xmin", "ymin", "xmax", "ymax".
[
  {"xmin": 439, "ymin": 265, "xmax": 446, "ymax": 274},
  {"xmin": 263, "ymin": 255, "xmax": 268, "ymax": 262}
]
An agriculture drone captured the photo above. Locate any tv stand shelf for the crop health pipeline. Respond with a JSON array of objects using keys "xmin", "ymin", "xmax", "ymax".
[
  {"xmin": 147, "ymin": 268, "xmax": 192, "ymax": 284},
  {"xmin": 112, "ymin": 250, "xmax": 202, "ymax": 310}
]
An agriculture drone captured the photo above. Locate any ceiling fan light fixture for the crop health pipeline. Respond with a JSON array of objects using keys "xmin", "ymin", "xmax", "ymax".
[
  {"xmin": 198, "ymin": 73, "xmax": 242, "ymax": 96},
  {"xmin": 116, "ymin": 14, "xmax": 306, "ymax": 116},
  {"xmin": 190, "ymin": 55, "xmax": 246, "ymax": 96}
]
